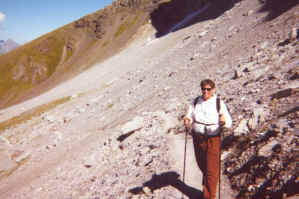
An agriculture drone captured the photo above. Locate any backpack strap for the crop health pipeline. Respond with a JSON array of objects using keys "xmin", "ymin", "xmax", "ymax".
[
  {"xmin": 193, "ymin": 96, "xmax": 201, "ymax": 108},
  {"xmin": 216, "ymin": 95, "xmax": 221, "ymax": 114}
]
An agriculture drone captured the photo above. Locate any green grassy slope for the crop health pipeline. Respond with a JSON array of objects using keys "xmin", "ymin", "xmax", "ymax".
[{"xmin": 0, "ymin": 1, "xmax": 155, "ymax": 109}]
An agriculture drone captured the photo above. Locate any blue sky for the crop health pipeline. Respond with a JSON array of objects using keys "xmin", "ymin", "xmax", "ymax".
[{"xmin": 0, "ymin": 0, "xmax": 114, "ymax": 44}]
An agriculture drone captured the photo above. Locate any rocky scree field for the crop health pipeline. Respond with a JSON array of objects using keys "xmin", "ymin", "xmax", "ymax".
[{"xmin": 0, "ymin": 0, "xmax": 298, "ymax": 199}]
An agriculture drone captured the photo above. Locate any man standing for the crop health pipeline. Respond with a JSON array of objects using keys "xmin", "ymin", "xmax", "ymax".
[{"xmin": 184, "ymin": 79, "xmax": 232, "ymax": 199}]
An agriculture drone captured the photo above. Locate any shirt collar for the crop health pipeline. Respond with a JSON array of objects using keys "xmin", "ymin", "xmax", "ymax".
[{"xmin": 201, "ymin": 95, "xmax": 216, "ymax": 102}]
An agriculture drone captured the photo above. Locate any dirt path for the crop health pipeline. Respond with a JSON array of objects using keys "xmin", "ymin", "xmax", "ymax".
[{"xmin": 168, "ymin": 133, "xmax": 204, "ymax": 194}]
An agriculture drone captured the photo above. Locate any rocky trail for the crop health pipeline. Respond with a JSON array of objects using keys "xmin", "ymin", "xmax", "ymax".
[{"xmin": 0, "ymin": 0, "xmax": 298, "ymax": 198}]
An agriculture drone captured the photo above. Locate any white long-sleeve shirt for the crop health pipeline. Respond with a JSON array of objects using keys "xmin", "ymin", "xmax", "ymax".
[{"xmin": 185, "ymin": 95, "xmax": 232, "ymax": 136}]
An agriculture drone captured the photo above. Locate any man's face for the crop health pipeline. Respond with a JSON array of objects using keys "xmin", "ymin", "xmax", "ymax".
[{"xmin": 201, "ymin": 84, "xmax": 214, "ymax": 101}]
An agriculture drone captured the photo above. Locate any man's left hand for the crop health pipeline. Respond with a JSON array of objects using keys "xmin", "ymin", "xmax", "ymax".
[{"xmin": 219, "ymin": 114, "xmax": 226, "ymax": 126}]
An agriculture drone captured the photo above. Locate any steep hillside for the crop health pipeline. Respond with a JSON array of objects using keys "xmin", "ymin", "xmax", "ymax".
[
  {"xmin": 0, "ymin": 1, "xmax": 145, "ymax": 109},
  {"xmin": 0, "ymin": 0, "xmax": 209, "ymax": 110}
]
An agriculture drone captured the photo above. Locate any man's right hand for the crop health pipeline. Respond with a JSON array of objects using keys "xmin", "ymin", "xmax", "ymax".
[{"xmin": 184, "ymin": 118, "xmax": 191, "ymax": 129}]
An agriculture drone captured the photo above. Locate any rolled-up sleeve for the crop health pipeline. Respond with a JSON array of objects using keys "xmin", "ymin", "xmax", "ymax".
[
  {"xmin": 220, "ymin": 101, "xmax": 232, "ymax": 128},
  {"xmin": 185, "ymin": 104, "xmax": 194, "ymax": 123}
]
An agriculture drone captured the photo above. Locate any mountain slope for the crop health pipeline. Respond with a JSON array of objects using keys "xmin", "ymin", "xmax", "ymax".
[
  {"xmin": 0, "ymin": 0, "xmax": 208, "ymax": 110},
  {"xmin": 0, "ymin": 0, "xmax": 156, "ymax": 109}
]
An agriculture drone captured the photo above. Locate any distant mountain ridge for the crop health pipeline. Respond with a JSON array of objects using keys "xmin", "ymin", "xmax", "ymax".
[{"xmin": 0, "ymin": 39, "xmax": 19, "ymax": 54}]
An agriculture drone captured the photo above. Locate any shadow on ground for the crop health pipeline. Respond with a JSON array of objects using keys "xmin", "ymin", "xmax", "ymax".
[
  {"xmin": 150, "ymin": 0, "xmax": 242, "ymax": 37},
  {"xmin": 128, "ymin": 171, "xmax": 203, "ymax": 199},
  {"xmin": 258, "ymin": 0, "xmax": 299, "ymax": 21}
]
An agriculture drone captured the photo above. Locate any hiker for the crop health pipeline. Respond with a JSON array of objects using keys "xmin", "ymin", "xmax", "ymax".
[{"xmin": 184, "ymin": 79, "xmax": 232, "ymax": 199}]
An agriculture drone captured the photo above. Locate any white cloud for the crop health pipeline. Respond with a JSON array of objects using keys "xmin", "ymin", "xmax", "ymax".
[{"xmin": 0, "ymin": 12, "xmax": 6, "ymax": 23}]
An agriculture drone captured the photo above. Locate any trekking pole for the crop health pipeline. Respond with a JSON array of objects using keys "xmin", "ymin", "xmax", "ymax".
[
  {"xmin": 219, "ymin": 129, "xmax": 221, "ymax": 199},
  {"xmin": 182, "ymin": 127, "xmax": 189, "ymax": 199},
  {"xmin": 217, "ymin": 95, "xmax": 222, "ymax": 199},
  {"xmin": 218, "ymin": 123, "xmax": 225, "ymax": 199}
]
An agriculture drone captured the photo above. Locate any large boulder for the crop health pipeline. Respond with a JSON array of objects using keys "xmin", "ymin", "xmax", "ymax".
[
  {"xmin": 121, "ymin": 116, "xmax": 144, "ymax": 134},
  {"xmin": 234, "ymin": 119, "xmax": 249, "ymax": 136},
  {"xmin": 248, "ymin": 107, "xmax": 268, "ymax": 131}
]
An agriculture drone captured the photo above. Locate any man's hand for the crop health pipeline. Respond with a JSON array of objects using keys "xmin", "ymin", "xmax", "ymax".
[
  {"xmin": 219, "ymin": 114, "xmax": 226, "ymax": 126},
  {"xmin": 184, "ymin": 118, "xmax": 191, "ymax": 129}
]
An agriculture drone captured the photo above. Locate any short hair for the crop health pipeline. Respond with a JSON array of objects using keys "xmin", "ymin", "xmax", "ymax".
[{"xmin": 200, "ymin": 79, "xmax": 215, "ymax": 89}]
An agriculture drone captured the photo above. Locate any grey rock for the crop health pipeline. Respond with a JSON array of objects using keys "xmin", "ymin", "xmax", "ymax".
[
  {"xmin": 289, "ymin": 27, "xmax": 298, "ymax": 42},
  {"xmin": 248, "ymin": 107, "xmax": 267, "ymax": 130},
  {"xmin": 234, "ymin": 119, "xmax": 249, "ymax": 136},
  {"xmin": 121, "ymin": 116, "xmax": 144, "ymax": 134},
  {"xmin": 232, "ymin": 69, "xmax": 242, "ymax": 79},
  {"xmin": 0, "ymin": 136, "xmax": 11, "ymax": 147},
  {"xmin": 15, "ymin": 151, "xmax": 31, "ymax": 162},
  {"xmin": 198, "ymin": 30, "xmax": 208, "ymax": 37},
  {"xmin": 250, "ymin": 65, "xmax": 270, "ymax": 80},
  {"xmin": 271, "ymin": 88, "xmax": 298, "ymax": 100},
  {"xmin": 43, "ymin": 115, "xmax": 56, "ymax": 123},
  {"xmin": 258, "ymin": 140, "xmax": 280, "ymax": 157},
  {"xmin": 222, "ymin": 70, "xmax": 237, "ymax": 81}
]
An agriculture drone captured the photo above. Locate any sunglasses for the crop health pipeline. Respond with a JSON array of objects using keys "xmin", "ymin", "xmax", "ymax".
[{"xmin": 201, "ymin": 87, "xmax": 212, "ymax": 91}]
